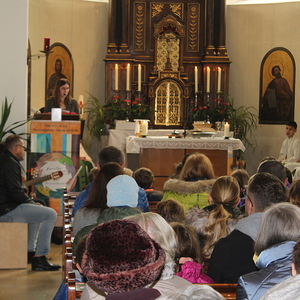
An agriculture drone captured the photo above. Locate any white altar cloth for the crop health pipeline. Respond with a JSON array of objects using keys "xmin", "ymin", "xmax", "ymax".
[{"xmin": 126, "ymin": 136, "xmax": 245, "ymax": 154}]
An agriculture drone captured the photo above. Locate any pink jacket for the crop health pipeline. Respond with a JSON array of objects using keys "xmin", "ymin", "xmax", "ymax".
[{"xmin": 176, "ymin": 261, "xmax": 215, "ymax": 284}]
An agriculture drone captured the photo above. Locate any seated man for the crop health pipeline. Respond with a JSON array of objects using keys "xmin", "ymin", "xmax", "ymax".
[
  {"xmin": 72, "ymin": 146, "xmax": 149, "ymax": 216},
  {"xmin": 0, "ymin": 135, "xmax": 60, "ymax": 271},
  {"xmin": 207, "ymin": 172, "xmax": 287, "ymax": 283}
]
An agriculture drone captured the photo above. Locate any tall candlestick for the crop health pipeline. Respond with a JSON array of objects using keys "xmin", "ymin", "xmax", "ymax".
[
  {"xmin": 206, "ymin": 67, "xmax": 210, "ymax": 93},
  {"xmin": 138, "ymin": 64, "xmax": 142, "ymax": 92},
  {"xmin": 224, "ymin": 122, "xmax": 230, "ymax": 138},
  {"xmin": 44, "ymin": 38, "xmax": 50, "ymax": 52},
  {"xmin": 126, "ymin": 63, "xmax": 130, "ymax": 90},
  {"xmin": 115, "ymin": 64, "xmax": 119, "ymax": 90},
  {"xmin": 217, "ymin": 67, "xmax": 222, "ymax": 92},
  {"xmin": 194, "ymin": 66, "xmax": 198, "ymax": 93}
]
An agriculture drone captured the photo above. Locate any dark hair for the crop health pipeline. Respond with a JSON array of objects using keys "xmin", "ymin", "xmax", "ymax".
[
  {"xmin": 98, "ymin": 146, "xmax": 125, "ymax": 168},
  {"xmin": 133, "ymin": 167, "xmax": 154, "ymax": 189},
  {"xmin": 170, "ymin": 222, "xmax": 203, "ymax": 268},
  {"xmin": 255, "ymin": 203, "xmax": 300, "ymax": 255},
  {"xmin": 4, "ymin": 135, "xmax": 22, "ymax": 150},
  {"xmin": 53, "ymin": 78, "xmax": 71, "ymax": 107},
  {"xmin": 257, "ymin": 160, "xmax": 287, "ymax": 182},
  {"xmin": 286, "ymin": 121, "xmax": 297, "ymax": 130},
  {"xmin": 286, "ymin": 167, "xmax": 293, "ymax": 185},
  {"xmin": 75, "ymin": 235, "xmax": 87, "ymax": 266},
  {"xmin": 247, "ymin": 172, "xmax": 287, "ymax": 212},
  {"xmin": 231, "ymin": 169, "xmax": 249, "ymax": 197},
  {"xmin": 261, "ymin": 156, "xmax": 277, "ymax": 162},
  {"xmin": 271, "ymin": 65, "xmax": 281, "ymax": 76},
  {"xmin": 156, "ymin": 199, "xmax": 185, "ymax": 224},
  {"xmin": 293, "ymin": 239, "xmax": 300, "ymax": 274},
  {"xmin": 288, "ymin": 179, "xmax": 300, "ymax": 207},
  {"xmin": 84, "ymin": 162, "xmax": 124, "ymax": 211}
]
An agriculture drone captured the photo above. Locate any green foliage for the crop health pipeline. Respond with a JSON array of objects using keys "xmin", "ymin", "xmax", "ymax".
[{"xmin": 0, "ymin": 97, "xmax": 30, "ymax": 141}]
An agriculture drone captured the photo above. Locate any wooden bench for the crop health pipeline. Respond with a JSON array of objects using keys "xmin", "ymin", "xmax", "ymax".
[{"xmin": 196, "ymin": 283, "xmax": 237, "ymax": 300}]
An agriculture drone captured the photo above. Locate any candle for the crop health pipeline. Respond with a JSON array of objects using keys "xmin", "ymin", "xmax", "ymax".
[
  {"xmin": 138, "ymin": 64, "xmax": 142, "ymax": 92},
  {"xmin": 115, "ymin": 64, "xmax": 119, "ymax": 90},
  {"xmin": 141, "ymin": 121, "xmax": 148, "ymax": 136},
  {"xmin": 206, "ymin": 67, "xmax": 210, "ymax": 93},
  {"xmin": 126, "ymin": 63, "xmax": 130, "ymax": 90},
  {"xmin": 217, "ymin": 67, "xmax": 222, "ymax": 92},
  {"xmin": 44, "ymin": 38, "xmax": 50, "ymax": 52},
  {"xmin": 194, "ymin": 66, "xmax": 198, "ymax": 93},
  {"xmin": 224, "ymin": 122, "xmax": 230, "ymax": 138}
]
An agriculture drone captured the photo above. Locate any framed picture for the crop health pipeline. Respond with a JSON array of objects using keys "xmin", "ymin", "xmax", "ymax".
[
  {"xmin": 45, "ymin": 43, "xmax": 74, "ymax": 101},
  {"xmin": 259, "ymin": 47, "xmax": 295, "ymax": 124}
]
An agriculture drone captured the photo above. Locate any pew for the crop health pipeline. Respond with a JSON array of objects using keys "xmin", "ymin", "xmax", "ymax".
[{"xmin": 196, "ymin": 283, "xmax": 237, "ymax": 300}]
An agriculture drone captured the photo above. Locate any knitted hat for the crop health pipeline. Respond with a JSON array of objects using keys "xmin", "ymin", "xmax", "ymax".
[
  {"xmin": 81, "ymin": 219, "xmax": 166, "ymax": 294},
  {"xmin": 107, "ymin": 175, "xmax": 139, "ymax": 207}
]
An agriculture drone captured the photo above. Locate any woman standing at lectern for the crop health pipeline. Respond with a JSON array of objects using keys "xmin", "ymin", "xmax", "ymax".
[{"xmin": 44, "ymin": 78, "xmax": 79, "ymax": 113}]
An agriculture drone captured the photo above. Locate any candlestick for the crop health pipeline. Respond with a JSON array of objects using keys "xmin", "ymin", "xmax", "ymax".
[
  {"xmin": 206, "ymin": 67, "xmax": 210, "ymax": 93},
  {"xmin": 217, "ymin": 67, "xmax": 222, "ymax": 92},
  {"xmin": 138, "ymin": 64, "xmax": 142, "ymax": 92},
  {"xmin": 115, "ymin": 64, "xmax": 119, "ymax": 90},
  {"xmin": 194, "ymin": 66, "xmax": 198, "ymax": 93},
  {"xmin": 44, "ymin": 38, "xmax": 50, "ymax": 52},
  {"xmin": 126, "ymin": 63, "xmax": 130, "ymax": 90},
  {"xmin": 224, "ymin": 122, "xmax": 230, "ymax": 139}
]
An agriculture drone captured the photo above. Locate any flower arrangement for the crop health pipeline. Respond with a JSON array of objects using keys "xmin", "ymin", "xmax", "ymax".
[
  {"xmin": 191, "ymin": 100, "xmax": 210, "ymax": 122},
  {"xmin": 210, "ymin": 98, "xmax": 235, "ymax": 123}
]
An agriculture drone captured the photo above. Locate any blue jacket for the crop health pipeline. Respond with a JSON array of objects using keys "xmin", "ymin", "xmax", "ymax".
[
  {"xmin": 72, "ymin": 181, "xmax": 149, "ymax": 217},
  {"xmin": 237, "ymin": 241, "xmax": 296, "ymax": 300}
]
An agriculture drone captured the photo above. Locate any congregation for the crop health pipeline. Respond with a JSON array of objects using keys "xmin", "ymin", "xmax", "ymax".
[{"xmin": 2, "ymin": 120, "xmax": 300, "ymax": 300}]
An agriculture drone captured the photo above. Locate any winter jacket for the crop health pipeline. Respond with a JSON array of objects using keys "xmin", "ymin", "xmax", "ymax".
[
  {"xmin": 236, "ymin": 241, "xmax": 296, "ymax": 300},
  {"xmin": 162, "ymin": 178, "xmax": 215, "ymax": 211}
]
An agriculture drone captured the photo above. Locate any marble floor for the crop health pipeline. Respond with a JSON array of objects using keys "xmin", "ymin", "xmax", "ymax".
[{"xmin": 0, "ymin": 243, "xmax": 63, "ymax": 300}]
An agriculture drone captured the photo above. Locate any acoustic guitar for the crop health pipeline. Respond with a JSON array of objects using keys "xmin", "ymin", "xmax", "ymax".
[{"xmin": 24, "ymin": 171, "xmax": 63, "ymax": 187}]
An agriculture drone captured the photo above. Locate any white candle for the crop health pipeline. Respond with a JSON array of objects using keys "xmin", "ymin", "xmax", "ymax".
[
  {"xmin": 138, "ymin": 64, "xmax": 142, "ymax": 92},
  {"xmin": 217, "ymin": 67, "xmax": 222, "ymax": 92},
  {"xmin": 126, "ymin": 63, "xmax": 130, "ymax": 90},
  {"xmin": 115, "ymin": 64, "xmax": 119, "ymax": 90},
  {"xmin": 206, "ymin": 67, "xmax": 210, "ymax": 93},
  {"xmin": 141, "ymin": 121, "xmax": 148, "ymax": 136},
  {"xmin": 194, "ymin": 66, "xmax": 198, "ymax": 93},
  {"xmin": 224, "ymin": 122, "xmax": 230, "ymax": 138}
]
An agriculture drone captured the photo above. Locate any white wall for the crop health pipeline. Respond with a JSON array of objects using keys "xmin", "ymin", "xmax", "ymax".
[
  {"xmin": 29, "ymin": 0, "xmax": 108, "ymax": 111},
  {"xmin": 227, "ymin": 2, "xmax": 300, "ymax": 175},
  {"xmin": 0, "ymin": 0, "xmax": 28, "ymax": 135}
]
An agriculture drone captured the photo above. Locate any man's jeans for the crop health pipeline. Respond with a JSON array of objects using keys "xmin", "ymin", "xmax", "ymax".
[{"xmin": 0, "ymin": 203, "xmax": 57, "ymax": 256}]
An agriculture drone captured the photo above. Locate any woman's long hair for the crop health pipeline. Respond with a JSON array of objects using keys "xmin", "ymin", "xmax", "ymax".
[
  {"xmin": 179, "ymin": 153, "xmax": 215, "ymax": 181},
  {"xmin": 202, "ymin": 176, "xmax": 240, "ymax": 260},
  {"xmin": 84, "ymin": 162, "xmax": 124, "ymax": 212},
  {"xmin": 53, "ymin": 78, "xmax": 72, "ymax": 106}
]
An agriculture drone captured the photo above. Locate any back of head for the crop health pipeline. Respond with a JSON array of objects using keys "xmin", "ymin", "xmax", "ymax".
[
  {"xmin": 98, "ymin": 146, "xmax": 125, "ymax": 168},
  {"xmin": 230, "ymin": 169, "xmax": 249, "ymax": 190},
  {"xmin": 179, "ymin": 152, "xmax": 215, "ymax": 181},
  {"xmin": 133, "ymin": 167, "xmax": 154, "ymax": 189},
  {"xmin": 106, "ymin": 175, "xmax": 139, "ymax": 208},
  {"xmin": 292, "ymin": 239, "xmax": 300, "ymax": 274},
  {"xmin": 4, "ymin": 134, "xmax": 22, "ymax": 151},
  {"xmin": 81, "ymin": 219, "xmax": 166, "ymax": 294},
  {"xmin": 257, "ymin": 160, "xmax": 287, "ymax": 182},
  {"xmin": 126, "ymin": 212, "xmax": 177, "ymax": 261},
  {"xmin": 170, "ymin": 222, "xmax": 203, "ymax": 264},
  {"xmin": 156, "ymin": 199, "xmax": 185, "ymax": 223},
  {"xmin": 247, "ymin": 172, "xmax": 287, "ymax": 212},
  {"xmin": 255, "ymin": 203, "xmax": 300, "ymax": 255},
  {"xmin": 289, "ymin": 179, "xmax": 300, "ymax": 207},
  {"xmin": 210, "ymin": 176, "xmax": 240, "ymax": 207}
]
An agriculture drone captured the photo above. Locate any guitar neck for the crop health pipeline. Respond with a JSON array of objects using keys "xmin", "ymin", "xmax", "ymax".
[{"xmin": 24, "ymin": 174, "xmax": 52, "ymax": 187}]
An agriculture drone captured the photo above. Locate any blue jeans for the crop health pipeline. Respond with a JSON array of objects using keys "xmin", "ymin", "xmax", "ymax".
[{"xmin": 0, "ymin": 203, "xmax": 57, "ymax": 256}]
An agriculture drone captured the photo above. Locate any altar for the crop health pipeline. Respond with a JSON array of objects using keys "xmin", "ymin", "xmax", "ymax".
[{"xmin": 125, "ymin": 135, "xmax": 245, "ymax": 190}]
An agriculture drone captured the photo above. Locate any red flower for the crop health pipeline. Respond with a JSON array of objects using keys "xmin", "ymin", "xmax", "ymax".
[{"xmin": 192, "ymin": 107, "xmax": 197, "ymax": 112}]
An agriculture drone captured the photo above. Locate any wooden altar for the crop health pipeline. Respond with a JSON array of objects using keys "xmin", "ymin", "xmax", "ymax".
[{"xmin": 126, "ymin": 136, "xmax": 245, "ymax": 190}]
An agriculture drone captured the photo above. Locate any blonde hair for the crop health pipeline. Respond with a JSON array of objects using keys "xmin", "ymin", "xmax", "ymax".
[
  {"xmin": 202, "ymin": 176, "xmax": 240, "ymax": 260},
  {"xmin": 179, "ymin": 153, "xmax": 215, "ymax": 181},
  {"xmin": 125, "ymin": 212, "xmax": 177, "ymax": 263}
]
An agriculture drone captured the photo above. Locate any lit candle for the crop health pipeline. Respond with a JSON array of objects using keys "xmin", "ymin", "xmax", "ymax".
[
  {"xmin": 138, "ymin": 64, "xmax": 142, "ymax": 92},
  {"xmin": 217, "ymin": 67, "xmax": 222, "ymax": 92},
  {"xmin": 126, "ymin": 63, "xmax": 130, "ymax": 91},
  {"xmin": 206, "ymin": 67, "xmax": 210, "ymax": 93},
  {"xmin": 115, "ymin": 64, "xmax": 119, "ymax": 90},
  {"xmin": 224, "ymin": 122, "xmax": 230, "ymax": 138},
  {"xmin": 194, "ymin": 66, "xmax": 198, "ymax": 93},
  {"xmin": 141, "ymin": 121, "xmax": 148, "ymax": 136},
  {"xmin": 44, "ymin": 38, "xmax": 50, "ymax": 52}
]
